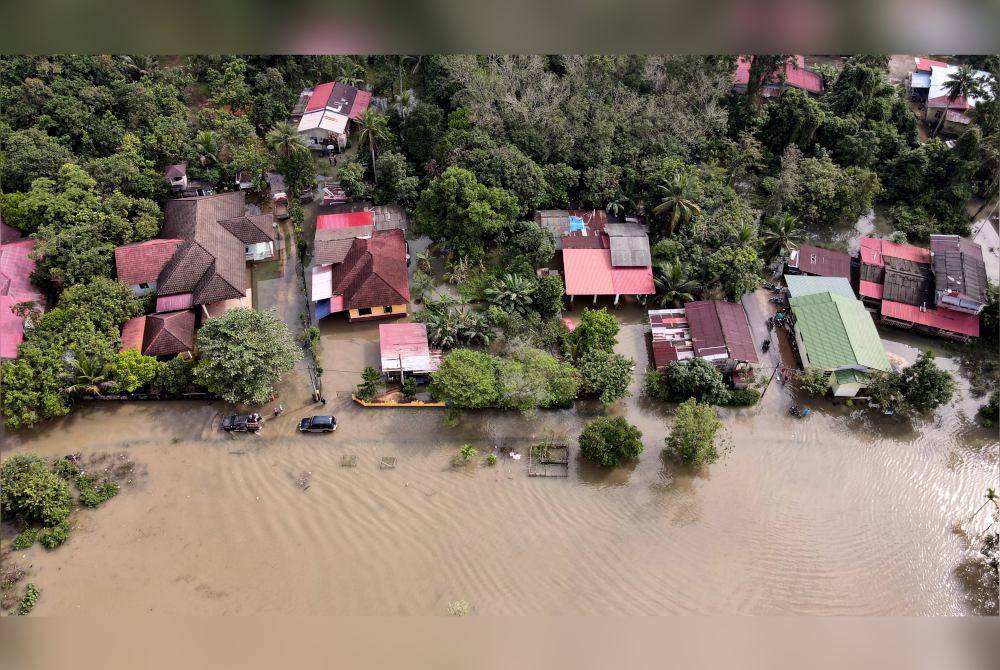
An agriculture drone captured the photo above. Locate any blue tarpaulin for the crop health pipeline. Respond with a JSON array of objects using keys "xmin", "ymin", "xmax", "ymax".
[{"xmin": 569, "ymin": 215, "xmax": 585, "ymax": 232}]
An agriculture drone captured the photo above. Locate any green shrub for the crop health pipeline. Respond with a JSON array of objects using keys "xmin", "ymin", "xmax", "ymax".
[
  {"xmin": 401, "ymin": 376, "xmax": 417, "ymax": 399},
  {"xmin": 0, "ymin": 454, "xmax": 72, "ymax": 526},
  {"xmin": 18, "ymin": 583, "xmax": 39, "ymax": 615},
  {"xmin": 486, "ymin": 453, "xmax": 498, "ymax": 466},
  {"xmin": 156, "ymin": 356, "xmax": 196, "ymax": 395},
  {"xmin": 51, "ymin": 457, "xmax": 81, "ymax": 480},
  {"xmin": 797, "ymin": 368, "xmax": 831, "ymax": 397},
  {"xmin": 579, "ymin": 416, "xmax": 643, "ymax": 467},
  {"xmin": 357, "ymin": 366, "xmax": 383, "ymax": 401},
  {"xmin": 666, "ymin": 398, "xmax": 724, "ymax": 467},
  {"xmin": 646, "ymin": 359, "xmax": 731, "ymax": 405},
  {"xmin": 38, "ymin": 519, "xmax": 71, "ymax": 550},
  {"xmin": 724, "ymin": 388, "xmax": 761, "ymax": 406},
  {"xmin": 76, "ymin": 473, "xmax": 120, "ymax": 508},
  {"xmin": 978, "ymin": 391, "xmax": 1000, "ymax": 427},
  {"xmin": 12, "ymin": 527, "xmax": 38, "ymax": 550},
  {"xmin": 459, "ymin": 444, "xmax": 478, "ymax": 461}
]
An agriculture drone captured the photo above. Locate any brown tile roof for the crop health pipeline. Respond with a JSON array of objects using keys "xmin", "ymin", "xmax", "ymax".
[
  {"xmin": 218, "ymin": 213, "xmax": 276, "ymax": 244},
  {"xmin": 141, "ymin": 310, "xmax": 196, "ymax": 357},
  {"xmin": 158, "ymin": 193, "xmax": 250, "ymax": 305},
  {"xmin": 329, "ymin": 229, "xmax": 409, "ymax": 310},
  {"xmin": 115, "ymin": 239, "xmax": 183, "ymax": 285}
]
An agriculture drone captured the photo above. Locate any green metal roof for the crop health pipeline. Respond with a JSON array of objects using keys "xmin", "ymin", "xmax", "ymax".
[
  {"xmin": 790, "ymin": 292, "xmax": 890, "ymax": 372},
  {"xmin": 834, "ymin": 368, "xmax": 868, "ymax": 386},
  {"xmin": 785, "ymin": 275, "xmax": 856, "ymax": 300}
]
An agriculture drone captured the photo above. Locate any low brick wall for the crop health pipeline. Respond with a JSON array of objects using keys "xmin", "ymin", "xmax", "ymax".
[{"xmin": 351, "ymin": 394, "xmax": 445, "ymax": 408}]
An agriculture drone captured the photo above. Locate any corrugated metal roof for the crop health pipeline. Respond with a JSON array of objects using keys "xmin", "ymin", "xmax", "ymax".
[
  {"xmin": 785, "ymin": 275, "xmax": 856, "ymax": 300},
  {"xmin": 788, "ymin": 244, "xmax": 852, "ymax": 279},
  {"xmin": 379, "ymin": 323, "xmax": 439, "ymax": 373},
  {"xmin": 859, "ymin": 280, "xmax": 884, "ymax": 299},
  {"xmin": 930, "ymin": 234, "xmax": 988, "ymax": 304},
  {"xmin": 685, "ymin": 300, "xmax": 758, "ymax": 364},
  {"xmin": 880, "ymin": 300, "xmax": 980, "ymax": 337},
  {"xmin": 790, "ymin": 292, "xmax": 889, "ymax": 372},
  {"xmin": 609, "ymin": 235, "xmax": 651, "ymax": 267}
]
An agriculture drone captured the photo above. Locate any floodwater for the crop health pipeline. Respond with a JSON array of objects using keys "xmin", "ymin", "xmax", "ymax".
[{"xmin": 2, "ymin": 293, "xmax": 996, "ymax": 616}]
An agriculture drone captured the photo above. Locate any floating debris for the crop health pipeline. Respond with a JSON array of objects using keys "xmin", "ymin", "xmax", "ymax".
[
  {"xmin": 379, "ymin": 456, "xmax": 397, "ymax": 470},
  {"xmin": 340, "ymin": 454, "xmax": 358, "ymax": 467},
  {"xmin": 295, "ymin": 471, "xmax": 312, "ymax": 491}
]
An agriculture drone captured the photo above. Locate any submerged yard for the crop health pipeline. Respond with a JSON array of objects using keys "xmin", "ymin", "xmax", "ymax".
[{"xmin": 2, "ymin": 298, "xmax": 996, "ymax": 615}]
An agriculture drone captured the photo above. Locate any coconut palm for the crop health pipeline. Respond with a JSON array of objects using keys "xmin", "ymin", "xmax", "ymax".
[
  {"xmin": 653, "ymin": 261, "xmax": 702, "ymax": 307},
  {"xmin": 454, "ymin": 306, "xmax": 493, "ymax": 346},
  {"xmin": 338, "ymin": 63, "xmax": 365, "ymax": 89},
  {"xmin": 194, "ymin": 130, "xmax": 221, "ymax": 168},
  {"xmin": 605, "ymin": 195, "xmax": 632, "ymax": 218},
  {"xmin": 355, "ymin": 110, "xmax": 392, "ymax": 185},
  {"xmin": 484, "ymin": 273, "xmax": 537, "ymax": 316},
  {"xmin": 933, "ymin": 65, "xmax": 982, "ymax": 137},
  {"xmin": 61, "ymin": 352, "xmax": 114, "ymax": 396},
  {"xmin": 653, "ymin": 173, "xmax": 701, "ymax": 237},
  {"xmin": 735, "ymin": 221, "xmax": 758, "ymax": 247},
  {"xmin": 760, "ymin": 214, "xmax": 806, "ymax": 261},
  {"xmin": 266, "ymin": 122, "xmax": 307, "ymax": 159}
]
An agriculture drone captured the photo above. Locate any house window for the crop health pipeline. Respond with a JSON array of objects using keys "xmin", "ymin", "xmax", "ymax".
[
  {"xmin": 383, "ymin": 305, "xmax": 393, "ymax": 313},
  {"xmin": 138, "ymin": 283, "xmax": 150, "ymax": 290},
  {"xmin": 357, "ymin": 307, "xmax": 372, "ymax": 316}
]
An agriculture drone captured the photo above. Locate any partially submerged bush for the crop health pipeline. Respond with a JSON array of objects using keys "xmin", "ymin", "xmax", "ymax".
[
  {"xmin": 797, "ymin": 368, "xmax": 831, "ymax": 397},
  {"xmin": 18, "ymin": 583, "xmax": 39, "ymax": 615},
  {"xmin": 723, "ymin": 388, "xmax": 761, "ymax": 406},
  {"xmin": 12, "ymin": 528, "xmax": 37, "ymax": 550},
  {"xmin": 0, "ymin": 455, "xmax": 72, "ymax": 527},
  {"xmin": 76, "ymin": 473, "xmax": 120, "ymax": 508},
  {"xmin": 37, "ymin": 519, "xmax": 71, "ymax": 550},
  {"xmin": 579, "ymin": 416, "xmax": 643, "ymax": 467},
  {"xmin": 645, "ymin": 359, "xmax": 731, "ymax": 405},
  {"xmin": 666, "ymin": 398, "xmax": 725, "ymax": 468}
]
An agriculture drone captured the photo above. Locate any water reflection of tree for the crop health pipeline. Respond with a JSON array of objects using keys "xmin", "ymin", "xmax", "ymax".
[{"xmin": 955, "ymin": 489, "xmax": 999, "ymax": 615}]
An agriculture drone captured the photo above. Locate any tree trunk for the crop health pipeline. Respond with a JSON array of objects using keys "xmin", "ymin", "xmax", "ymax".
[
  {"xmin": 370, "ymin": 142, "xmax": 378, "ymax": 186},
  {"xmin": 932, "ymin": 105, "xmax": 948, "ymax": 137}
]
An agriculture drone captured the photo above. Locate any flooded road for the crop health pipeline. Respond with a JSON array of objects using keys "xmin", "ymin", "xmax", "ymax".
[{"xmin": 3, "ymin": 296, "xmax": 996, "ymax": 616}]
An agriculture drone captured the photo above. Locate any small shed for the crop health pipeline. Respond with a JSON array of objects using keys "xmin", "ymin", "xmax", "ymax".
[
  {"xmin": 786, "ymin": 244, "xmax": 852, "ymax": 279},
  {"xmin": 379, "ymin": 322, "xmax": 441, "ymax": 380}
]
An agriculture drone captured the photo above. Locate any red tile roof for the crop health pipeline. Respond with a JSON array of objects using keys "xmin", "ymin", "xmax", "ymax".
[
  {"xmin": 317, "ymin": 211, "xmax": 375, "ymax": 231},
  {"xmin": 156, "ymin": 293, "xmax": 194, "ymax": 312},
  {"xmin": 115, "ymin": 239, "xmax": 183, "ymax": 286},
  {"xmin": 881, "ymin": 300, "xmax": 979, "ymax": 338},
  {"xmin": 329, "ymin": 229, "xmax": 410, "ymax": 310},
  {"xmin": 119, "ymin": 315, "xmax": 147, "ymax": 352},
  {"xmin": 562, "ymin": 248, "xmax": 654, "ymax": 296},
  {"xmin": 0, "ymin": 239, "xmax": 45, "ymax": 359},
  {"xmin": 789, "ymin": 244, "xmax": 852, "ymax": 279},
  {"xmin": 733, "ymin": 55, "xmax": 823, "ymax": 94}
]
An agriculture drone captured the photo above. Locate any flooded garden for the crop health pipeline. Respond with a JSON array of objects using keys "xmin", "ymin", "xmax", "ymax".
[{"xmin": 2, "ymin": 293, "xmax": 996, "ymax": 615}]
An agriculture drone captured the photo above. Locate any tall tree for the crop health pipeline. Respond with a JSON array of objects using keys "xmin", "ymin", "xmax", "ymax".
[
  {"xmin": 760, "ymin": 213, "xmax": 806, "ymax": 261},
  {"xmin": 653, "ymin": 261, "xmax": 702, "ymax": 306},
  {"xmin": 933, "ymin": 66, "xmax": 982, "ymax": 137},
  {"xmin": 355, "ymin": 110, "xmax": 392, "ymax": 185},
  {"xmin": 266, "ymin": 121, "xmax": 307, "ymax": 159},
  {"xmin": 652, "ymin": 173, "xmax": 702, "ymax": 237}
]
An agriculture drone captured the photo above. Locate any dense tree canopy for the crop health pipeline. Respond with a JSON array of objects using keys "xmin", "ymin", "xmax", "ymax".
[{"xmin": 579, "ymin": 416, "xmax": 644, "ymax": 467}]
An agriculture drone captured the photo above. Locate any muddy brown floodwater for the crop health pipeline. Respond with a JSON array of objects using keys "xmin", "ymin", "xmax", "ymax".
[{"xmin": 2, "ymin": 296, "xmax": 997, "ymax": 615}]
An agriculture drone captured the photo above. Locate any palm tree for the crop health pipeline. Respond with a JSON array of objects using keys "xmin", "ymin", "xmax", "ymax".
[
  {"xmin": 760, "ymin": 214, "xmax": 806, "ymax": 261},
  {"xmin": 484, "ymin": 273, "xmax": 536, "ymax": 316},
  {"xmin": 61, "ymin": 352, "xmax": 113, "ymax": 396},
  {"xmin": 194, "ymin": 130, "xmax": 221, "ymax": 168},
  {"xmin": 454, "ymin": 306, "xmax": 492, "ymax": 346},
  {"xmin": 653, "ymin": 173, "xmax": 701, "ymax": 237},
  {"xmin": 735, "ymin": 221, "xmax": 758, "ymax": 247},
  {"xmin": 355, "ymin": 110, "xmax": 391, "ymax": 186},
  {"xmin": 932, "ymin": 65, "xmax": 982, "ymax": 137},
  {"xmin": 653, "ymin": 262, "xmax": 702, "ymax": 307},
  {"xmin": 338, "ymin": 63, "xmax": 365, "ymax": 89},
  {"xmin": 266, "ymin": 122, "xmax": 307, "ymax": 159},
  {"xmin": 605, "ymin": 194, "xmax": 632, "ymax": 218}
]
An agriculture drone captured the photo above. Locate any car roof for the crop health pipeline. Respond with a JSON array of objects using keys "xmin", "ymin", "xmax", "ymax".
[{"xmin": 311, "ymin": 415, "xmax": 334, "ymax": 423}]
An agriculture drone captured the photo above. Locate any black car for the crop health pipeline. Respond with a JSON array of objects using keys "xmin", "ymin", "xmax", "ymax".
[
  {"xmin": 298, "ymin": 415, "xmax": 337, "ymax": 433},
  {"xmin": 222, "ymin": 414, "xmax": 263, "ymax": 433}
]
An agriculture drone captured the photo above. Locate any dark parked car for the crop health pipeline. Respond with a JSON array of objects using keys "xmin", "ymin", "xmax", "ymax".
[
  {"xmin": 298, "ymin": 416, "xmax": 337, "ymax": 433},
  {"xmin": 222, "ymin": 414, "xmax": 263, "ymax": 433}
]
